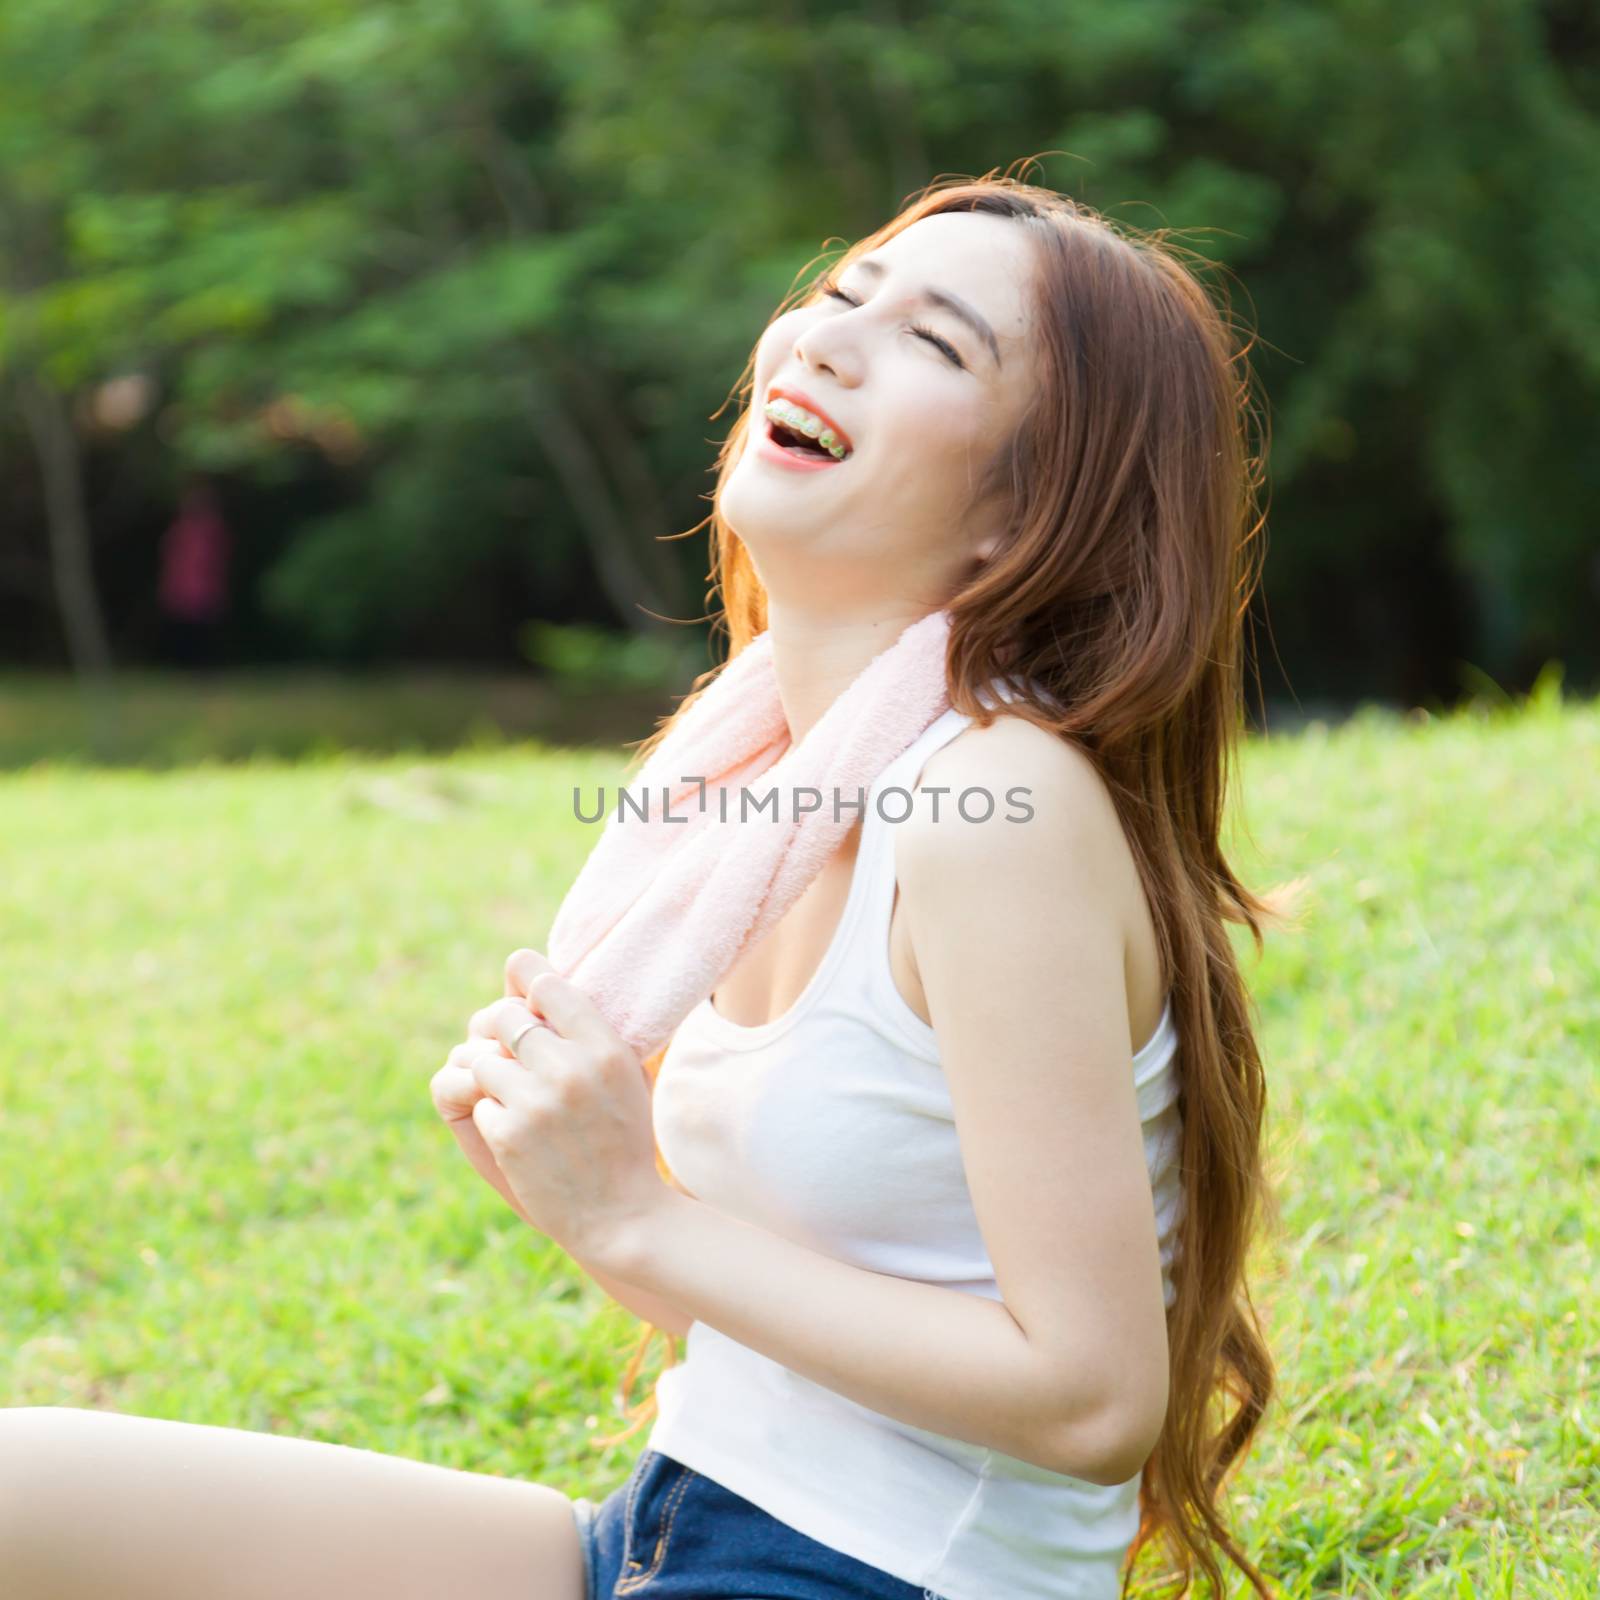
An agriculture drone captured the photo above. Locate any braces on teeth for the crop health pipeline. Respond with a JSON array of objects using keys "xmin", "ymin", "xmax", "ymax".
[{"xmin": 763, "ymin": 398, "xmax": 849, "ymax": 459}]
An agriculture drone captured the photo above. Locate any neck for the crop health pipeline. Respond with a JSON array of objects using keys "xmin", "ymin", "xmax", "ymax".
[{"xmin": 763, "ymin": 600, "xmax": 936, "ymax": 744}]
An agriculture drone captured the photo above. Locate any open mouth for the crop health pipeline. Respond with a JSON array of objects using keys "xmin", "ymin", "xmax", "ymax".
[
  {"xmin": 761, "ymin": 390, "xmax": 853, "ymax": 461},
  {"xmin": 771, "ymin": 419, "xmax": 838, "ymax": 457},
  {"xmin": 767, "ymin": 417, "xmax": 847, "ymax": 462}
]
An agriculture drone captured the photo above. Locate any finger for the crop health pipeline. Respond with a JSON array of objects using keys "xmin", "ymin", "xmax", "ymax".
[
  {"xmin": 469, "ymin": 999, "xmax": 535, "ymax": 1048},
  {"xmin": 491, "ymin": 1000, "xmax": 557, "ymax": 1064},
  {"xmin": 468, "ymin": 1004, "xmax": 510, "ymax": 1042},
  {"xmin": 441, "ymin": 1036, "xmax": 511, "ymax": 1082},
  {"xmin": 447, "ymin": 1037, "xmax": 505, "ymax": 1069},
  {"xmin": 504, "ymin": 947, "xmax": 556, "ymax": 1000},
  {"xmin": 523, "ymin": 970, "xmax": 618, "ymax": 1059},
  {"xmin": 470, "ymin": 1046, "xmax": 531, "ymax": 1107},
  {"xmin": 431, "ymin": 1060, "xmax": 487, "ymax": 1121},
  {"xmin": 470, "ymin": 1092, "xmax": 514, "ymax": 1152}
]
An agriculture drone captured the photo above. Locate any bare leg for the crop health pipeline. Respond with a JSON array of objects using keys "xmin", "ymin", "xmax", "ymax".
[{"xmin": 0, "ymin": 1406, "xmax": 589, "ymax": 1600}]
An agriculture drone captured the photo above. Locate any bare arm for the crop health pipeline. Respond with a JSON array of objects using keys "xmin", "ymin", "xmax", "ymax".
[
  {"xmin": 570, "ymin": 1162, "xmax": 697, "ymax": 1337},
  {"xmin": 576, "ymin": 1256, "xmax": 694, "ymax": 1339},
  {"xmin": 444, "ymin": 1118, "xmax": 694, "ymax": 1338},
  {"xmin": 592, "ymin": 720, "xmax": 1172, "ymax": 1488},
  {"xmin": 603, "ymin": 1188, "xmax": 1089, "ymax": 1474}
]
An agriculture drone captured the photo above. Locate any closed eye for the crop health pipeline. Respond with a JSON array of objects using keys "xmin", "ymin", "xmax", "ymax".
[{"xmin": 818, "ymin": 280, "xmax": 967, "ymax": 371}]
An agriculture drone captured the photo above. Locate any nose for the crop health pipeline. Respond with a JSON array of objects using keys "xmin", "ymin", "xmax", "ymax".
[{"xmin": 793, "ymin": 313, "xmax": 860, "ymax": 386}]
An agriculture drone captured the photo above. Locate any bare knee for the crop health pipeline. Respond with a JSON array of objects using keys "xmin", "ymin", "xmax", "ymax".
[
  {"xmin": 0, "ymin": 1405, "xmax": 91, "ymax": 1484},
  {"xmin": 0, "ymin": 1405, "xmax": 88, "ymax": 1439},
  {"xmin": 0, "ymin": 1405, "xmax": 590, "ymax": 1600},
  {"xmin": 0, "ymin": 1404, "xmax": 96, "ymax": 1468},
  {"xmin": 0, "ymin": 1403, "xmax": 84, "ymax": 1484},
  {"xmin": 0, "ymin": 1407, "xmax": 90, "ymax": 1591}
]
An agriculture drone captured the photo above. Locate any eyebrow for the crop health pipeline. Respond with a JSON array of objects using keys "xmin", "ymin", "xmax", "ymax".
[{"xmin": 850, "ymin": 254, "xmax": 1003, "ymax": 369}]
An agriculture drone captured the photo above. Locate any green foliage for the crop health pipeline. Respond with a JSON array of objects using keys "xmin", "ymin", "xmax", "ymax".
[
  {"xmin": 1, "ymin": 0, "xmax": 1596, "ymax": 684},
  {"xmin": 518, "ymin": 619, "xmax": 705, "ymax": 692}
]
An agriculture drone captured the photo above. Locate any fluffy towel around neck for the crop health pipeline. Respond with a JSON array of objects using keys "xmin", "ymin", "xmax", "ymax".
[{"xmin": 544, "ymin": 607, "xmax": 956, "ymax": 1060}]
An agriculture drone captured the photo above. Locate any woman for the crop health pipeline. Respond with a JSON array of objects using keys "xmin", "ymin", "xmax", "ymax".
[{"xmin": 0, "ymin": 171, "xmax": 1282, "ymax": 1600}]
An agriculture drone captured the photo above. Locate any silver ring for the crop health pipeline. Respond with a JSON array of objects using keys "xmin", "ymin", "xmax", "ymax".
[{"xmin": 508, "ymin": 1016, "xmax": 545, "ymax": 1056}]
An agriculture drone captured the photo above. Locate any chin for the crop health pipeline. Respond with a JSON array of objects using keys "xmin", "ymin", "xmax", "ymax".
[{"xmin": 716, "ymin": 473, "xmax": 832, "ymax": 550}]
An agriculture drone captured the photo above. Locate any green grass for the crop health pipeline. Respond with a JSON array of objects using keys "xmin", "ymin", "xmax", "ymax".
[
  {"xmin": 1, "ymin": 689, "xmax": 1596, "ymax": 1595},
  {"xmin": 0, "ymin": 668, "xmax": 684, "ymax": 767}
]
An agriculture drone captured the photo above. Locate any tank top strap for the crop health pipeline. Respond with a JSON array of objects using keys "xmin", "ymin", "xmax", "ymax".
[
  {"xmin": 856, "ymin": 677, "xmax": 1022, "ymax": 881},
  {"xmin": 862, "ymin": 678, "xmax": 1019, "ymax": 816},
  {"xmin": 811, "ymin": 702, "xmax": 984, "ymax": 1053}
]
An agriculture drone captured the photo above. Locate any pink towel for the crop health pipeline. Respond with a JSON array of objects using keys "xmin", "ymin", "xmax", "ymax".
[{"xmin": 545, "ymin": 608, "xmax": 955, "ymax": 1059}]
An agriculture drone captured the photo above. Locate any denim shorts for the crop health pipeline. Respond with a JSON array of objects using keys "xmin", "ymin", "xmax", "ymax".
[{"xmin": 568, "ymin": 1447, "xmax": 946, "ymax": 1599}]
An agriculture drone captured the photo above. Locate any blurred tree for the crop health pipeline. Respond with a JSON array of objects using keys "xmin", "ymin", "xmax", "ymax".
[{"xmin": 0, "ymin": 0, "xmax": 1595, "ymax": 695}]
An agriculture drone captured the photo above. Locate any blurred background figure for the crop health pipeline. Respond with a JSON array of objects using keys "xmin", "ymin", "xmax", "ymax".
[{"xmin": 158, "ymin": 476, "xmax": 232, "ymax": 671}]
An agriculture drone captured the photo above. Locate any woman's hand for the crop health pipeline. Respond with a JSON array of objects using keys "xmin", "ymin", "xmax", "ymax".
[
  {"xmin": 440, "ymin": 948, "xmax": 668, "ymax": 1269},
  {"xmin": 429, "ymin": 949, "xmax": 553, "ymax": 1227},
  {"xmin": 430, "ymin": 1035, "xmax": 535, "ymax": 1227}
]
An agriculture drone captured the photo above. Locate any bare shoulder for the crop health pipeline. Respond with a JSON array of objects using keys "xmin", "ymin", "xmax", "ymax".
[
  {"xmin": 898, "ymin": 712, "xmax": 1131, "ymax": 889},
  {"xmin": 891, "ymin": 712, "xmax": 1145, "ymax": 1025}
]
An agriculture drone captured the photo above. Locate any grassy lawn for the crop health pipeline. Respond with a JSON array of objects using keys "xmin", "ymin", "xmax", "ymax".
[
  {"xmin": 0, "ymin": 668, "xmax": 684, "ymax": 767},
  {"xmin": 1, "ymin": 688, "xmax": 1595, "ymax": 1595}
]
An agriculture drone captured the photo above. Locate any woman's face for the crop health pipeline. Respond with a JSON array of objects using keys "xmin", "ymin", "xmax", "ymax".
[{"xmin": 720, "ymin": 211, "xmax": 1039, "ymax": 611}]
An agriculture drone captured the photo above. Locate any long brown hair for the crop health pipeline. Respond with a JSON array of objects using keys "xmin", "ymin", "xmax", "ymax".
[{"xmin": 594, "ymin": 161, "xmax": 1289, "ymax": 1600}]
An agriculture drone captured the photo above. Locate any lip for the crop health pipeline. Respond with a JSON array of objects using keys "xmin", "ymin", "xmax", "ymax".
[
  {"xmin": 764, "ymin": 383, "xmax": 854, "ymax": 456},
  {"xmin": 754, "ymin": 427, "xmax": 846, "ymax": 473}
]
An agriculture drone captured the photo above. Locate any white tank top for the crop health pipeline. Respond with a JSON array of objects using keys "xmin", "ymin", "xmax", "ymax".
[{"xmin": 644, "ymin": 688, "xmax": 1185, "ymax": 1600}]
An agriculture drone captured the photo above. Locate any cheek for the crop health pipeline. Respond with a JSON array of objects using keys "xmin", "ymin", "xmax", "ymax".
[
  {"xmin": 756, "ymin": 312, "xmax": 809, "ymax": 373},
  {"xmin": 878, "ymin": 394, "xmax": 989, "ymax": 490}
]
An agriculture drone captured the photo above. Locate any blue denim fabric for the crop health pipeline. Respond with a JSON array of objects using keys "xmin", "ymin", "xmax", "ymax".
[{"xmin": 569, "ymin": 1448, "xmax": 947, "ymax": 1600}]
